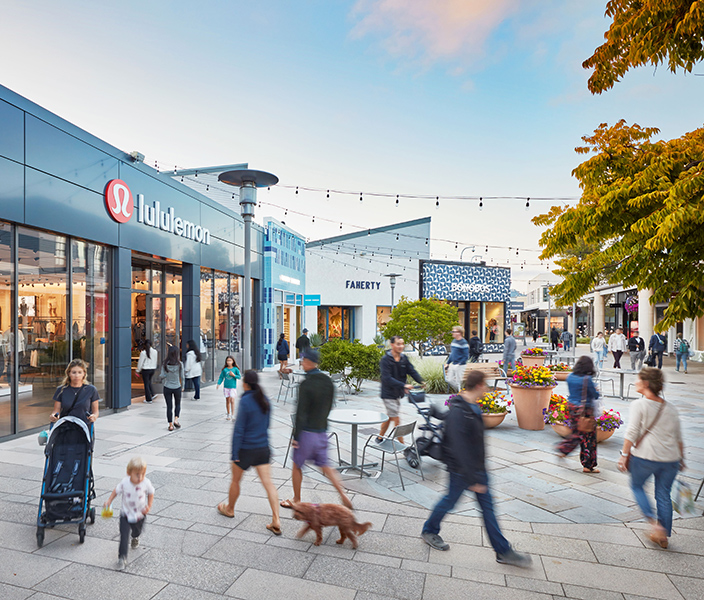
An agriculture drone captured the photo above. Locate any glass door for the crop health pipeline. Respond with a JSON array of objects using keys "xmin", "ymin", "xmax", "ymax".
[{"xmin": 147, "ymin": 294, "xmax": 180, "ymax": 394}]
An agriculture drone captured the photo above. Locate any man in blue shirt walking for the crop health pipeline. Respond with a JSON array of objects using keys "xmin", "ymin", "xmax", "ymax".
[{"xmin": 444, "ymin": 326, "xmax": 469, "ymax": 391}]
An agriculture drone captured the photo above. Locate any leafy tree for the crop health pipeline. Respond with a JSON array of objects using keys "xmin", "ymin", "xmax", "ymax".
[
  {"xmin": 318, "ymin": 338, "xmax": 383, "ymax": 393},
  {"xmin": 381, "ymin": 297, "xmax": 458, "ymax": 357},
  {"xmin": 584, "ymin": 0, "xmax": 704, "ymax": 94},
  {"xmin": 534, "ymin": 120, "xmax": 704, "ymax": 331}
]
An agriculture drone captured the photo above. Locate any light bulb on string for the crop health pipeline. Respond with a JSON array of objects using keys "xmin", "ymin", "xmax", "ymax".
[
  {"xmin": 525, "ymin": 197, "xmax": 530, "ymax": 210},
  {"xmin": 395, "ymin": 195, "xmax": 399, "ymax": 207},
  {"xmin": 425, "ymin": 238, "xmax": 428, "ymax": 245},
  {"xmin": 339, "ymin": 223, "xmax": 343, "ymax": 230},
  {"xmin": 359, "ymin": 192, "xmax": 363, "ymax": 202},
  {"xmin": 295, "ymin": 187, "xmax": 298, "ymax": 195},
  {"xmin": 485, "ymin": 245, "xmax": 488, "ymax": 253},
  {"xmin": 435, "ymin": 196, "xmax": 439, "ymax": 209},
  {"xmin": 479, "ymin": 197, "xmax": 483, "ymax": 211},
  {"xmin": 326, "ymin": 190, "xmax": 330, "ymax": 199},
  {"xmin": 396, "ymin": 234, "xmax": 399, "ymax": 241},
  {"xmin": 312, "ymin": 216, "xmax": 315, "ymax": 223},
  {"xmin": 454, "ymin": 242, "xmax": 458, "ymax": 250}
]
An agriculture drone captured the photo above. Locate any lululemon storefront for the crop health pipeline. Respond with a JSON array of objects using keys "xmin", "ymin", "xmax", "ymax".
[{"xmin": 0, "ymin": 84, "xmax": 265, "ymax": 439}]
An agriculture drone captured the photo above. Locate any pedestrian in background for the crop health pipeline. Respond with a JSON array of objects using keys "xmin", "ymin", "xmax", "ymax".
[
  {"xmin": 561, "ymin": 329, "xmax": 572, "ymax": 352},
  {"xmin": 532, "ymin": 330, "xmax": 539, "ymax": 343},
  {"xmin": 618, "ymin": 368, "xmax": 684, "ymax": 549},
  {"xmin": 468, "ymin": 330, "xmax": 483, "ymax": 362},
  {"xmin": 608, "ymin": 327, "xmax": 627, "ymax": 369},
  {"xmin": 421, "ymin": 370, "xmax": 532, "ymax": 567},
  {"xmin": 444, "ymin": 326, "xmax": 468, "ymax": 391},
  {"xmin": 184, "ymin": 339, "xmax": 203, "ymax": 401},
  {"xmin": 628, "ymin": 330, "xmax": 645, "ymax": 371},
  {"xmin": 216, "ymin": 356, "xmax": 241, "ymax": 420},
  {"xmin": 674, "ymin": 333, "xmax": 689, "ymax": 374},
  {"xmin": 276, "ymin": 333, "xmax": 289, "ymax": 372},
  {"xmin": 159, "ymin": 345, "xmax": 184, "ymax": 431},
  {"xmin": 295, "ymin": 328, "xmax": 311, "ymax": 361},
  {"xmin": 550, "ymin": 326, "xmax": 559, "ymax": 351},
  {"xmin": 648, "ymin": 332, "xmax": 667, "ymax": 369},
  {"xmin": 591, "ymin": 332, "xmax": 606, "ymax": 371},
  {"xmin": 502, "ymin": 328, "xmax": 516, "ymax": 374},
  {"xmin": 135, "ymin": 340, "xmax": 157, "ymax": 404},
  {"xmin": 557, "ymin": 356, "xmax": 600, "ymax": 473}
]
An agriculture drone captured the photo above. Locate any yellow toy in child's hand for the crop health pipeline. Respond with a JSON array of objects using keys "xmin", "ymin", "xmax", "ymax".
[{"xmin": 101, "ymin": 504, "xmax": 113, "ymax": 518}]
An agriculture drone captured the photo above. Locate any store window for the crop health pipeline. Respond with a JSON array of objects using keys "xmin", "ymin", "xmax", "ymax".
[
  {"xmin": 468, "ymin": 302, "xmax": 480, "ymax": 337},
  {"xmin": 0, "ymin": 223, "xmax": 12, "ymax": 437},
  {"xmin": 484, "ymin": 302, "xmax": 505, "ymax": 343},
  {"xmin": 376, "ymin": 306, "xmax": 391, "ymax": 333},
  {"xmin": 200, "ymin": 269, "xmax": 214, "ymax": 382},
  {"xmin": 215, "ymin": 270, "xmax": 230, "ymax": 373},
  {"xmin": 317, "ymin": 306, "xmax": 355, "ymax": 341}
]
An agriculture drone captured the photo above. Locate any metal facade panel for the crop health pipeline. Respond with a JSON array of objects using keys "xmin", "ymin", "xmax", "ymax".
[
  {"xmin": 201, "ymin": 202, "xmax": 235, "ymax": 242},
  {"xmin": 25, "ymin": 115, "xmax": 119, "ymax": 194},
  {"xmin": 0, "ymin": 157, "xmax": 24, "ymax": 222},
  {"xmin": 0, "ymin": 99, "xmax": 24, "ymax": 163},
  {"xmin": 24, "ymin": 167, "xmax": 119, "ymax": 245}
]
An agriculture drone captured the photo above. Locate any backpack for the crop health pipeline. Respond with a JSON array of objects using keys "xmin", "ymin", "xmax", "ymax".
[{"xmin": 679, "ymin": 339, "xmax": 689, "ymax": 353}]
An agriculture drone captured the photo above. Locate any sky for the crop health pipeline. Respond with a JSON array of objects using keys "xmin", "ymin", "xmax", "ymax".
[{"xmin": 1, "ymin": 0, "xmax": 702, "ymax": 292}]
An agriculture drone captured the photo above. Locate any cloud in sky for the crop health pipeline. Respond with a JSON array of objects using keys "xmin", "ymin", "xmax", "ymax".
[{"xmin": 350, "ymin": 0, "xmax": 521, "ymax": 67}]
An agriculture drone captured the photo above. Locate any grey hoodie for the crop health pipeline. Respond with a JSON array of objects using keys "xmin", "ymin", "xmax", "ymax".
[{"xmin": 160, "ymin": 362, "xmax": 184, "ymax": 390}]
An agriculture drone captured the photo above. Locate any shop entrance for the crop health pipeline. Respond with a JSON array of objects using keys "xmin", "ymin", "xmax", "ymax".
[{"xmin": 131, "ymin": 291, "xmax": 180, "ymax": 400}]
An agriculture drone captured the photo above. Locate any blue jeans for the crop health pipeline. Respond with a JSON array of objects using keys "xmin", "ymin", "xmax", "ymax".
[
  {"xmin": 563, "ymin": 341, "xmax": 570, "ymax": 351},
  {"xmin": 629, "ymin": 456, "xmax": 679, "ymax": 536},
  {"xmin": 423, "ymin": 471, "xmax": 510, "ymax": 554},
  {"xmin": 676, "ymin": 353, "xmax": 687, "ymax": 372}
]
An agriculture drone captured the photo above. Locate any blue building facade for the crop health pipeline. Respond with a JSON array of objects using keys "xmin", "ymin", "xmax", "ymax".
[
  {"xmin": 261, "ymin": 218, "xmax": 306, "ymax": 368},
  {"xmin": 420, "ymin": 260, "xmax": 511, "ymax": 354}
]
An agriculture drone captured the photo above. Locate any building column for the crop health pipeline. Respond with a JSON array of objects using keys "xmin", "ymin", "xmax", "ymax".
[
  {"xmin": 637, "ymin": 288, "xmax": 654, "ymax": 342},
  {"xmin": 112, "ymin": 247, "xmax": 132, "ymax": 410},
  {"xmin": 567, "ymin": 313, "xmax": 574, "ymax": 334},
  {"xmin": 181, "ymin": 263, "xmax": 200, "ymax": 359},
  {"xmin": 593, "ymin": 293, "xmax": 605, "ymax": 335}
]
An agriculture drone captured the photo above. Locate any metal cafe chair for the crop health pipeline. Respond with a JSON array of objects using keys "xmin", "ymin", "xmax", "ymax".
[
  {"xmin": 359, "ymin": 422, "xmax": 423, "ymax": 491},
  {"xmin": 330, "ymin": 372, "xmax": 348, "ymax": 404},
  {"xmin": 283, "ymin": 414, "xmax": 341, "ymax": 469},
  {"xmin": 277, "ymin": 371, "xmax": 298, "ymax": 405}
]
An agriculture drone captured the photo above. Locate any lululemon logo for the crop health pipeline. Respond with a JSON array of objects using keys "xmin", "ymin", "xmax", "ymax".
[{"xmin": 105, "ymin": 180, "xmax": 133, "ymax": 223}]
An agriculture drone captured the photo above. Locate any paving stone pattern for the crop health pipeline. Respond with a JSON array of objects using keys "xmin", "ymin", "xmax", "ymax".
[{"xmin": 0, "ymin": 345, "xmax": 702, "ymax": 599}]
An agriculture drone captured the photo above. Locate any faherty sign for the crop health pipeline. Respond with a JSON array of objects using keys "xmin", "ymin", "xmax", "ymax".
[{"xmin": 104, "ymin": 179, "xmax": 211, "ymax": 245}]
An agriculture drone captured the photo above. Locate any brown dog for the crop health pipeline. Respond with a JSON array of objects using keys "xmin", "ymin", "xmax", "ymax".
[{"xmin": 291, "ymin": 502, "xmax": 372, "ymax": 549}]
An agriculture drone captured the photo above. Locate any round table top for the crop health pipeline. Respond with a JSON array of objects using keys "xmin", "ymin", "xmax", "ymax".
[{"xmin": 328, "ymin": 409, "xmax": 388, "ymax": 425}]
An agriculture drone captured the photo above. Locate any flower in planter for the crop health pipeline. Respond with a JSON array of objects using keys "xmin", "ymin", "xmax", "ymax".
[
  {"xmin": 521, "ymin": 347, "xmax": 546, "ymax": 356},
  {"xmin": 548, "ymin": 362, "xmax": 572, "ymax": 372},
  {"xmin": 476, "ymin": 390, "xmax": 513, "ymax": 414},
  {"xmin": 510, "ymin": 365, "xmax": 556, "ymax": 388},
  {"xmin": 542, "ymin": 394, "xmax": 568, "ymax": 425},
  {"xmin": 596, "ymin": 408, "xmax": 624, "ymax": 431}
]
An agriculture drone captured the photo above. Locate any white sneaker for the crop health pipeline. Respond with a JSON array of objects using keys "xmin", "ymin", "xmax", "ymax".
[
  {"xmin": 117, "ymin": 557, "xmax": 127, "ymax": 571},
  {"xmin": 225, "ymin": 414, "xmax": 231, "ymax": 420}
]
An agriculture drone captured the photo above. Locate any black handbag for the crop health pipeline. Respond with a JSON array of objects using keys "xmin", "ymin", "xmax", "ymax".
[{"xmin": 644, "ymin": 352, "xmax": 656, "ymax": 367}]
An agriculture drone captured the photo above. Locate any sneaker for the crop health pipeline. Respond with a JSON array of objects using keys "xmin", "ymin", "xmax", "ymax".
[
  {"xmin": 496, "ymin": 547, "xmax": 532, "ymax": 567},
  {"xmin": 117, "ymin": 556, "xmax": 127, "ymax": 571},
  {"xmin": 225, "ymin": 414, "xmax": 231, "ymax": 420},
  {"xmin": 131, "ymin": 537, "xmax": 140, "ymax": 549},
  {"xmin": 145, "ymin": 400, "xmax": 153, "ymax": 404},
  {"xmin": 421, "ymin": 532, "xmax": 450, "ymax": 551}
]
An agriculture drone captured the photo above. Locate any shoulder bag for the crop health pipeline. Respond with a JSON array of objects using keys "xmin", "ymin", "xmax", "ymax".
[
  {"xmin": 59, "ymin": 385, "xmax": 85, "ymax": 419},
  {"xmin": 577, "ymin": 377, "xmax": 596, "ymax": 433},
  {"xmin": 623, "ymin": 400, "xmax": 666, "ymax": 471}
]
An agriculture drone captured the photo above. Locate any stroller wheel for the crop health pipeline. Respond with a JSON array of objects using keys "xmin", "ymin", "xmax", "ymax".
[
  {"xmin": 404, "ymin": 447, "xmax": 420, "ymax": 469},
  {"xmin": 36, "ymin": 528, "xmax": 45, "ymax": 548},
  {"xmin": 79, "ymin": 523, "xmax": 86, "ymax": 544},
  {"xmin": 89, "ymin": 507, "xmax": 96, "ymax": 524}
]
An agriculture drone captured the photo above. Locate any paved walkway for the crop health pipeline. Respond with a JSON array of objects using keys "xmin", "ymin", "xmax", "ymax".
[{"xmin": 0, "ymin": 346, "xmax": 703, "ymax": 599}]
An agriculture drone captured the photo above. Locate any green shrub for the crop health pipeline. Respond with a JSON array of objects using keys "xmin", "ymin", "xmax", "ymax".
[
  {"xmin": 409, "ymin": 356, "xmax": 454, "ymax": 394},
  {"xmin": 576, "ymin": 337, "xmax": 590, "ymax": 345},
  {"xmin": 373, "ymin": 333, "xmax": 385, "ymax": 346},
  {"xmin": 319, "ymin": 338, "xmax": 383, "ymax": 393},
  {"xmin": 308, "ymin": 333, "xmax": 323, "ymax": 348}
]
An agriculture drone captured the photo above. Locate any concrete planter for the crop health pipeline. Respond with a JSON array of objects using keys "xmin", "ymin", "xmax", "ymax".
[
  {"xmin": 509, "ymin": 384, "xmax": 556, "ymax": 430},
  {"xmin": 553, "ymin": 371, "xmax": 571, "ymax": 381},
  {"xmin": 482, "ymin": 412, "xmax": 507, "ymax": 429},
  {"xmin": 521, "ymin": 355, "xmax": 546, "ymax": 368}
]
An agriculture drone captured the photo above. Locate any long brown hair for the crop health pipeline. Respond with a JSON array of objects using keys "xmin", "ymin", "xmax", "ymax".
[{"xmin": 61, "ymin": 359, "xmax": 89, "ymax": 387}]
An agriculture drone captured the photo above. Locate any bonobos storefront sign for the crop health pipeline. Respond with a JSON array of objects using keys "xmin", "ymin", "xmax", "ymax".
[
  {"xmin": 105, "ymin": 179, "xmax": 211, "ymax": 245},
  {"xmin": 420, "ymin": 261, "xmax": 510, "ymax": 302}
]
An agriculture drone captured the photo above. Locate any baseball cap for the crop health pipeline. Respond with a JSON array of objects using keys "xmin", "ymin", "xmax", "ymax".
[
  {"xmin": 302, "ymin": 328, "xmax": 308, "ymax": 333},
  {"xmin": 302, "ymin": 349, "xmax": 320, "ymax": 364}
]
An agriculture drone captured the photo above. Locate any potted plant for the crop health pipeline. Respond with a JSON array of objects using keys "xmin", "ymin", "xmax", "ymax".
[
  {"xmin": 508, "ymin": 365, "xmax": 556, "ymax": 430},
  {"xmin": 520, "ymin": 347, "xmax": 546, "ymax": 368},
  {"xmin": 548, "ymin": 362, "xmax": 572, "ymax": 381},
  {"xmin": 476, "ymin": 389, "xmax": 512, "ymax": 428},
  {"xmin": 543, "ymin": 397, "xmax": 624, "ymax": 443}
]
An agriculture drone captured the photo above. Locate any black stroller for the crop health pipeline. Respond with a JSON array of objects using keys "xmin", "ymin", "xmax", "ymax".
[
  {"xmin": 36, "ymin": 416, "xmax": 96, "ymax": 547},
  {"xmin": 404, "ymin": 390, "xmax": 447, "ymax": 468}
]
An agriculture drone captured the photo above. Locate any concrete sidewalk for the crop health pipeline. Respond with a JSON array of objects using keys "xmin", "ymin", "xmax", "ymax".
[{"xmin": 0, "ymin": 353, "xmax": 703, "ymax": 600}]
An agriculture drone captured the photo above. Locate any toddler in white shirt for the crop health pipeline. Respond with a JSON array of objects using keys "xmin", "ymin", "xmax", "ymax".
[{"xmin": 105, "ymin": 456, "xmax": 154, "ymax": 570}]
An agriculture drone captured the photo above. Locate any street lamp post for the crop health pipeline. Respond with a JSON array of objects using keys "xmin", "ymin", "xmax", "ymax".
[
  {"xmin": 218, "ymin": 169, "xmax": 278, "ymax": 371},
  {"xmin": 384, "ymin": 273, "xmax": 402, "ymax": 311}
]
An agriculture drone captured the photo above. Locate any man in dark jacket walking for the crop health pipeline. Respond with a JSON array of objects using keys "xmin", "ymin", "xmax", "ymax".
[
  {"xmin": 295, "ymin": 328, "xmax": 311, "ymax": 360},
  {"xmin": 421, "ymin": 370, "xmax": 531, "ymax": 567},
  {"xmin": 468, "ymin": 330, "xmax": 483, "ymax": 363},
  {"xmin": 648, "ymin": 332, "xmax": 667, "ymax": 369},
  {"xmin": 280, "ymin": 349, "xmax": 352, "ymax": 510},
  {"xmin": 550, "ymin": 326, "xmax": 560, "ymax": 351},
  {"xmin": 628, "ymin": 330, "xmax": 646, "ymax": 371},
  {"xmin": 379, "ymin": 336, "xmax": 424, "ymax": 443}
]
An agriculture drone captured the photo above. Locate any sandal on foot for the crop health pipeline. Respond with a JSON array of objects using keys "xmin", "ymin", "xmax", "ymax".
[
  {"xmin": 217, "ymin": 502, "xmax": 234, "ymax": 518},
  {"xmin": 168, "ymin": 424, "xmax": 174, "ymax": 431},
  {"xmin": 280, "ymin": 499, "xmax": 295, "ymax": 509},
  {"xmin": 266, "ymin": 523, "xmax": 282, "ymax": 536},
  {"xmin": 583, "ymin": 467, "xmax": 600, "ymax": 473},
  {"xmin": 174, "ymin": 420, "xmax": 181, "ymax": 428}
]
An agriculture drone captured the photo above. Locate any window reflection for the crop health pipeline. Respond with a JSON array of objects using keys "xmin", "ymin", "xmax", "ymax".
[{"xmin": 0, "ymin": 223, "xmax": 13, "ymax": 437}]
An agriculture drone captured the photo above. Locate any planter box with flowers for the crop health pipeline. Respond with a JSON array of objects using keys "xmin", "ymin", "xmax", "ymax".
[
  {"xmin": 521, "ymin": 347, "xmax": 546, "ymax": 368},
  {"xmin": 542, "ymin": 394, "xmax": 623, "ymax": 442},
  {"xmin": 508, "ymin": 365, "xmax": 556, "ymax": 430},
  {"xmin": 446, "ymin": 390, "xmax": 512, "ymax": 428},
  {"xmin": 549, "ymin": 362, "xmax": 572, "ymax": 381}
]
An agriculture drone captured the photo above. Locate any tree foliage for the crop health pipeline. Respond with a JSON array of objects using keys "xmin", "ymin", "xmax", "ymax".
[
  {"xmin": 584, "ymin": 0, "xmax": 704, "ymax": 94},
  {"xmin": 534, "ymin": 120, "xmax": 704, "ymax": 331},
  {"xmin": 318, "ymin": 338, "xmax": 383, "ymax": 393},
  {"xmin": 381, "ymin": 297, "xmax": 458, "ymax": 356}
]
